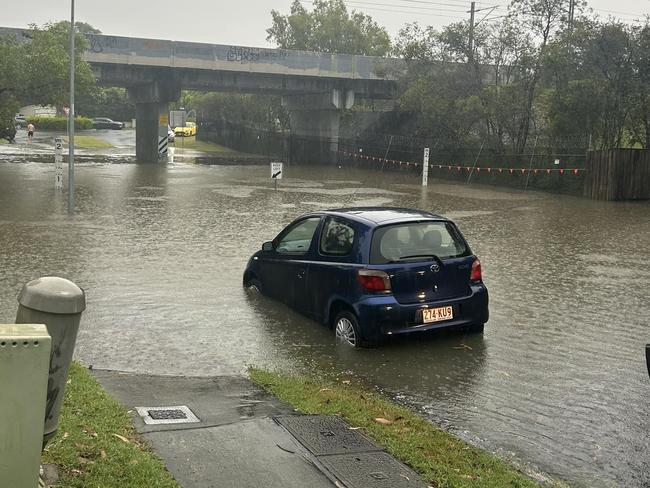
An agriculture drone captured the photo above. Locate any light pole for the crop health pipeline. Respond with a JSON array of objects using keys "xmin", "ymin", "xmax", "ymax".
[{"xmin": 68, "ymin": 0, "xmax": 75, "ymax": 215}]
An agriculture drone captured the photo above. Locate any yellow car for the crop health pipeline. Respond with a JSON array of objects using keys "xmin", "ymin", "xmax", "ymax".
[{"xmin": 174, "ymin": 121, "xmax": 197, "ymax": 137}]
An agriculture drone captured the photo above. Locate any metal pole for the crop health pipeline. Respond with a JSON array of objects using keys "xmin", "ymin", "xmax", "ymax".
[
  {"xmin": 468, "ymin": 1, "xmax": 476, "ymax": 64},
  {"xmin": 68, "ymin": 0, "xmax": 75, "ymax": 215},
  {"xmin": 523, "ymin": 136, "xmax": 538, "ymax": 192},
  {"xmin": 466, "ymin": 141, "xmax": 484, "ymax": 184}
]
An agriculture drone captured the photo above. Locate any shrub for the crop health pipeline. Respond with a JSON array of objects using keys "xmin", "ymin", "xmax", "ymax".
[{"xmin": 25, "ymin": 116, "xmax": 93, "ymax": 131}]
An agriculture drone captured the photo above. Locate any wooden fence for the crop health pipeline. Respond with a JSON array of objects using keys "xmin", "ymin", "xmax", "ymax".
[{"xmin": 584, "ymin": 149, "xmax": 650, "ymax": 201}]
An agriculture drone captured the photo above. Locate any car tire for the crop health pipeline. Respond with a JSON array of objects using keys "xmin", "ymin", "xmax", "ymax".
[
  {"xmin": 465, "ymin": 323, "xmax": 485, "ymax": 334},
  {"xmin": 244, "ymin": 278, "xmax": 262, "ymax": 294},
  {"xmin": 334, "ymin": 310, "xmax": 370, "ymax": 348}
]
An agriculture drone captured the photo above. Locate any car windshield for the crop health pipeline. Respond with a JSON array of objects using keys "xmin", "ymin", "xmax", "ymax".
[{"xmin": 369, "ymin": 221, "xmax": 471, "ymax": 264}]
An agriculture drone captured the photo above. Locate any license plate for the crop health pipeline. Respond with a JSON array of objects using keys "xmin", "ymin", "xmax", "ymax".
[{"xmin": 422, "ymin": 306, "xmax": 453, "ymax": 323}]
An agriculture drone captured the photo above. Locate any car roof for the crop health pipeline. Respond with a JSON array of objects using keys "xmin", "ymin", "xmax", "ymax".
[{"xmin": 312, "ymin": 207, "xmax": 447, "ymax": 226}]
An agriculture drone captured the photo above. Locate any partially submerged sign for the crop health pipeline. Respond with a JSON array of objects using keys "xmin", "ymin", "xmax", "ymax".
[
  {"xmin": 54, "ymin": 137, "xmax": 63, "ymax": 190},
  {"xmin": 271, "ymin": 162, "xmax": 283, "ymax": 180},
  {"xmin": 422, "ymin": 147, "xmax": 430, "ymax": 186}
]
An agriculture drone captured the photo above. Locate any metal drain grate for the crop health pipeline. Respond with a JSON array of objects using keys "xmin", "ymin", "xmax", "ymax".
[
  {"xmin": 148, "ymin": 409, "xmax": 188, "ymax": 420},
  {"xmin": 275, "ymin": 415, "xmax": 379, "ymax": 455},
  {"xmin": 319, "ymin": 452, "xmax": 424, "ymax": 488},
  {"xmin": 135, "ymin": 405, "xmax": 200, "ymax": 425}
]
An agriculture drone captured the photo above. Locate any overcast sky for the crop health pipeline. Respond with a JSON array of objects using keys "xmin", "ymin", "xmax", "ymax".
[{"xmin": 2, "ymin": 0, "xmax": 648, "ymax": 47}]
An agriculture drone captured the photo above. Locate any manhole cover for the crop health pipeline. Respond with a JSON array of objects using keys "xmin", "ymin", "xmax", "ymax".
[
  {"xmin": 136, "ymin": 405, "xmax": 200, "ymax": 425},
  {"xmin": 275, "ymin": 416, "xmax": 378, "ymax": 455},
  {"xmin": 319, "ymin": 452, "xmax": 425, "ymax": 488}
]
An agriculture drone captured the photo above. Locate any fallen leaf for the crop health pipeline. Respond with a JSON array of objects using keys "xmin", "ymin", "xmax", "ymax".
[
  {"xmin": 374, "ymin": 418, "xmax": 394, "ymax": 425},
  {"xmin": 348, "ymin": 427, "xmax": 361, "ymax": 430},
  {"xmin": 400, "ymin": 473, "xmax": 410, "ymax": 481},
  {"xmin": 62, "ymin": 432, "xmax": 69, "ymax": 440},
  {"xmin": 78, "ymin": 457, "xmax": 94, "ymax": 465},
  {"xmin": 319, "ymin": 388, "xmax": 332, "ymax": 392},
  {"xmin": 341, "ymin": 380, "xmax": 351, "ymax": 385},
  {"xmin": 100, "ymin": 450, "xmax": 107, "ymax": 459},
  {"xmin": 83, "ymin": 426, "xmax": 97, "ymax": 438},
  {"xmin": 112, "ymin": 434, "xmax": 130, "ymax": 444}
]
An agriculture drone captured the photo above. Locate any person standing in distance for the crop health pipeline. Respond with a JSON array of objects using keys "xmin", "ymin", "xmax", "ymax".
[{"xmin": 27, "ymin": 122, "xmax": 35, "ymax": 142}]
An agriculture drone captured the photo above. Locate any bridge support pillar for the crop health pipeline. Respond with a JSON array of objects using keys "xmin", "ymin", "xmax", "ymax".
[
  {"xmin": 134, "ymin": 102, "xmax": 169, "ymax": 163},
  {"xmin": 128, "ymin": 79, "xmax": 180, "ymax": 163},
  {"xmin": 283, "ymin": 89, "xmax": 354, "ymax": 165}
]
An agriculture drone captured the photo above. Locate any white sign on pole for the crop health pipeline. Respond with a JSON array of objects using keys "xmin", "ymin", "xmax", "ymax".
[
  {"xmin": 271, "ymin": 162, "xmax": 283, "ymax": 180},
  {"xmin": 169, "ymin": 111, "xmax": 186, "ymax": 128},
  {"xmin": 422, "ymin": 147, "xmax": 430, "ymax": 186},
  {"xmin": 54, "ymin": 137, "xmax": 64, "ymax": 190}
]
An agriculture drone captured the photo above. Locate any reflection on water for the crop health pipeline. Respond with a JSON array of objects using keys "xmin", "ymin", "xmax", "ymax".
[{"xmin": 0, "ymin": 158, "xmax": 648, "ymax": 487}]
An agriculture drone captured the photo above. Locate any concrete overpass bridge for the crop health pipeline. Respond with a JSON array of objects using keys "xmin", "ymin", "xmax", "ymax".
[{"xmin": 2, "ymin": 28, "xmax": 402, "ymax": 163}]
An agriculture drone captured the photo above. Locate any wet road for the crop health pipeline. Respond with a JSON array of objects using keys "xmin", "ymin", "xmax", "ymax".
[{"xmin": 0, "ymin": 156, "xmax": 648, "ymax": 487}]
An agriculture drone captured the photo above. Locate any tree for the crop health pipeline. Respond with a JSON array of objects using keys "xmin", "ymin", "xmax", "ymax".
[
  {"xmin": 19, "ymin": 22, "xmax": 95, "ymax": 108},
  {"xmin": 77, "ymin": 87, "xmax": 135, "ymax": 121},
  {"xmin": 267, "ymin": 0, "xmax": 391, "ymax": 56},
  {"xmin": 0, "ymin": 38, "xmax": 22, "ymax": 141}
]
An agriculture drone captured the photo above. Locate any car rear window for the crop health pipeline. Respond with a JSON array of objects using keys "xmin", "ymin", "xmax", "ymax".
[{"xmin": 370, "ymin": 221, "xmax": 471, "ymax": 264}]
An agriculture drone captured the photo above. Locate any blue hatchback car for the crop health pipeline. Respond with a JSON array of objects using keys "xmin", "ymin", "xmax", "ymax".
[{"xmin": 243, "ymin": 208, "xmax": 489, "ymax": 347}]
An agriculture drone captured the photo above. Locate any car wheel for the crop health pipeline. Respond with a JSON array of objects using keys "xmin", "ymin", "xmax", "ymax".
[
  {"xmin": 334, "ymin": 311, "xmax": 367, "ymax": 348},
  {"xmin": 465, "ymin": 323, "xmax": 484, "ymax": 334},
  {"xmin": 244, "ymin": 278, "xmax": 262, "ymax": 293}
]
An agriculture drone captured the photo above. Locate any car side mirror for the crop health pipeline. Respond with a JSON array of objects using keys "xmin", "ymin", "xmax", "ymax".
[{"xmin": 262, "ymin": 241, "xmax": 274, "ymax": 252}]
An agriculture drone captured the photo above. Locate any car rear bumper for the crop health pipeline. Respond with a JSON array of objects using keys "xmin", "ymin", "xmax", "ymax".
[{"xmin": 353, "ymin": 285, "xmax": 489, "ymax": 341}]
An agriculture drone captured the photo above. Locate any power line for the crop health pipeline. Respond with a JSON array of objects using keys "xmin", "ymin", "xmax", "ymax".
[
  {"xmin": 330, "ymin": 0, "xmax": 468, "ymax": 13},
  {"xmin": 388, "ymin": 0, "xmax": 475, "ymax": 6},
  {"xmin": 299, "ymin": 0, "xmax": 467, "ymax": 18}
]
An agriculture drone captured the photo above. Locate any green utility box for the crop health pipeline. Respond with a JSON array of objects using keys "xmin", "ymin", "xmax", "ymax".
[{"xmin": 0, "ymin": 324, "xmax": 52, "ymax": 488}]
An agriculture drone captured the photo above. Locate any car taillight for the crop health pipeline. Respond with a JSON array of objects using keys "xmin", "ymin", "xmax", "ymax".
[
  {"xmin": 357, "ymin": 269, "xmax": 391, "ymax": 292},
  {"xmin": 470, "ymin": 258, "xmax": 482, "ymax": 282}
]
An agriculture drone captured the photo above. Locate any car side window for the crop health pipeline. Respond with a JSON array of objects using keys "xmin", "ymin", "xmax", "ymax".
[
  {"xmin": 320, "ymin": 217, "xmax": 355, "ymax": 256},
  {"xmin": 276, "ymin": 218, "xmax": 321, "ymax": 255}
]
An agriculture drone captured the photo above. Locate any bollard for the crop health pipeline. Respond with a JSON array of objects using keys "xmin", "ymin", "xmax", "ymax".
[{"xmin": 15, "ymin": 277, "xmax": 86, "ymax": 447}]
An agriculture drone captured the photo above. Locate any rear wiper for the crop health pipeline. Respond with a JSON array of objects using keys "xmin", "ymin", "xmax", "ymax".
[{"xmin": 390, "ymin": 254, "xmax": 439, "ymax": 262}]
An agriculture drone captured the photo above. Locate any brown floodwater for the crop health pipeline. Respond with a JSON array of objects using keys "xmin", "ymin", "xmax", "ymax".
[{"xmin": 0, "ymin": 156, "xmax": 648, "ymax": 487}]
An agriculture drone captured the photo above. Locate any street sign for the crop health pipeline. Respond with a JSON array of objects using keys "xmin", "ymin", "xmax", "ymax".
[
  {"xmin": 271, "ymin": 162, "xmax": 283, "ymax": 180},
  {"xmin": 159, "ymin": 114, "xmax": 169, "ymax": 126},
  {"xmin": 422, "ymin": 147, "xmax": 430, "ymax": 186},
  {"xmin": 169, "ymin": 111, "xmax": 186, "ymax": 128},
  {"xmin": 54, "ymin": 137, "xmax": 63, "ymax": 190}
]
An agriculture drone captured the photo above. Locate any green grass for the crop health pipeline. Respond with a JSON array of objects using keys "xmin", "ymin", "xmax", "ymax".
[
  {"xmin": 250, "ymin": 369, "xmax": 567, "ymax": 488},
  {"xmin": 171, "ymin": 136, "xmax": 236, "ymax": 154},
  {"xmin": 63, "ymin": 135, "xmax": 113, "ymax": 149},
  {"xmin": 42, "ymin": 363, "xmax": 179, "ymax": 488},
  {"xmin": 0, "ymin": 138, "xmax": 7, "ymax": 145}
]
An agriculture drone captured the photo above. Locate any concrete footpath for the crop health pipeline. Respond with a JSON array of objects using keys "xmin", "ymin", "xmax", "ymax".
[{"xmin": 93, "ymin": 370, "xmax": 426, "ymax": 488}]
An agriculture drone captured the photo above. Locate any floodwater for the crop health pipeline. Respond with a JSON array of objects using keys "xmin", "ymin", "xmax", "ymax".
[{"xmin": 0, "ymin": 155, "xmax": 648, "ymax": 487}]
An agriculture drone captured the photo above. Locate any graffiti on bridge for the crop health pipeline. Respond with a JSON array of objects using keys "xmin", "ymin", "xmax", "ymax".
[
  {"xmin": 227, "ymin": 46, "xmax": 289, "ymax": 63},
  {"xmin": 89, "ymin": 35, "xmax": 129, "ymax": 53}
]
